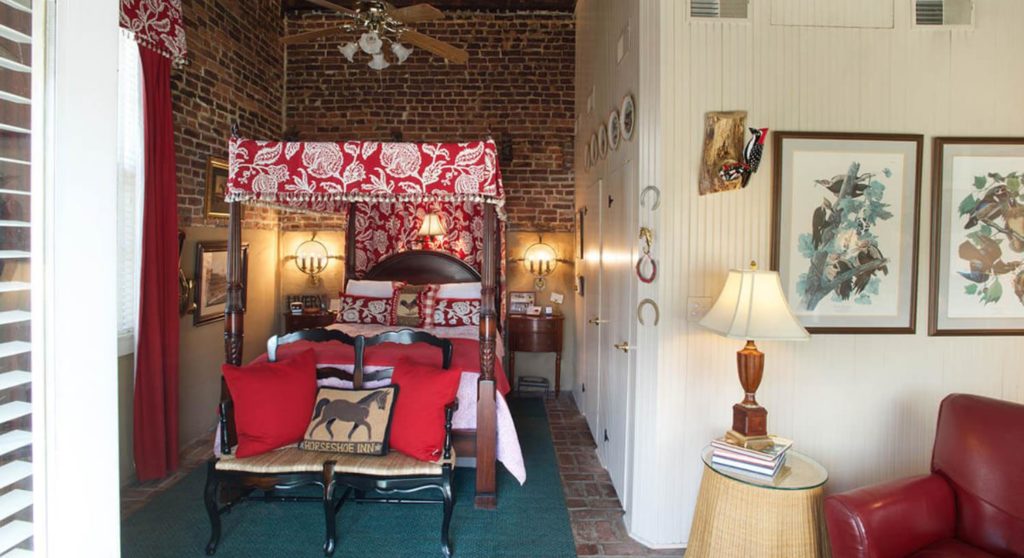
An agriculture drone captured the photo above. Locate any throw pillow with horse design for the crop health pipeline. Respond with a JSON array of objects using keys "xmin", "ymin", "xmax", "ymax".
[{"xmin": 299, "ymin": 386, "xmax": 399, "ymax": 456}]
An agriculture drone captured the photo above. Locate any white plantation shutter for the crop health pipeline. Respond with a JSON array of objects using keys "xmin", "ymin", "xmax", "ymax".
[
  {"xmin": 0, "ymin": 0, "xmax": 36, "ymax": 555},
  {"xmin": 691, "ymin": 0, "xmax": 748, "ymax": 19},
  {"xmin": 916, "ymin": 0, "xmax": 944, "ymax": 24},
  {"xmin": 117, "ymin": 34, "xmax": 144, "ymax": 356}
]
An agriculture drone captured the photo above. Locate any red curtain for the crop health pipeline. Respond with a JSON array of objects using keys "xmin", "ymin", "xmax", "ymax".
[{"xmin": 132, "ymin": 45, "xmax": 180, "ymax": 481}]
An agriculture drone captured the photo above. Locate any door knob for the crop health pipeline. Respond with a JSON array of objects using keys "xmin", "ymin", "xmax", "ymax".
[
  {"xmin": 613, "ymin": 342, "xmax": 634, "ymax": 353},
  {"xmin": 588, "ymin": 317, "xmax": 609, "ymax": 325}
]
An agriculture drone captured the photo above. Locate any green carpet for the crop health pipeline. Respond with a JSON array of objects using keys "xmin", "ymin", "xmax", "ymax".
[{"xmin": 121, "ymin": 397, "xmax": 577, "ymax": 558}]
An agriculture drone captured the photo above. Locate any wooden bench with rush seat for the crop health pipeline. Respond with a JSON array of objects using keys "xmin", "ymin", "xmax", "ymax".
[{"xmin": 203, "ymin": 328, "xmax": 458, "ymax": 557}]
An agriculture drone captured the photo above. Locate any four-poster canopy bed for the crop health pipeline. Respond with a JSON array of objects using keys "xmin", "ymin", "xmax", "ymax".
[{"xmin": 222, "ymin": 137, "xmax": 508, "ymax": 508}]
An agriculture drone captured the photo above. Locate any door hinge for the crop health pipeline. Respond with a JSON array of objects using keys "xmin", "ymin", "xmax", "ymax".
[
  {"xmin": 603, "ymin": 429, "xmax": 609, "ymax": 442},
  {"xmin": 607, "ymin": 195, "xmax": 614, "ymax": 208},
  {"xmin": 581, "ymin": 383, "xmax": 585, "ymax": 393}
]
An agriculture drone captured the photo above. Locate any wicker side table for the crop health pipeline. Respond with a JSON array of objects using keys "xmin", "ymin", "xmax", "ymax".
[{"xmin": 687, "ymin": 447, "xmax": 830, "ymax": 558}]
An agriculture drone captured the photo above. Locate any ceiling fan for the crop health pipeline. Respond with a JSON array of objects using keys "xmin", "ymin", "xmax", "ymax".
[{"xmin": 282, "ymin": 0, "xmax": 470, "ymax": 69}]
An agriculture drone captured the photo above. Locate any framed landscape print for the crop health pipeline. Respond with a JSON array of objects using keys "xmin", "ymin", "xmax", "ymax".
[
  {"xmin": 930, "ymin": 137, "xmax": 1024, "ymax": 336},
  {"xmin": 771, "ymin": 132, "xmax": 923, "ymax": 333},
  {"xmin": 194, "ymin": 241, "xmax": 249, "ymax": 326}
]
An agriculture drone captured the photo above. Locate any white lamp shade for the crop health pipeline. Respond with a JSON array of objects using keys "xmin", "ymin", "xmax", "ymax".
[
  {"xmin": 391, "ymin": 42, "xmax": 413, "ymax": 64},
  {"xmin": 699, "ymin": 269, "xmax": 809, "ymax": 341},
  {"xmin": 417, "ymin": 213, "xmax": 447, "ymax": 236},
  {"xmin": 368, "ymin": 53, "xmax": 390, "ymax": 71},
  {"xmin": 359, "ymin": 31, "xmax": 383, "ymax": 55},
  {"xmin": 339, "ymin": 42, "xmax": 358, "ymax": 62}
]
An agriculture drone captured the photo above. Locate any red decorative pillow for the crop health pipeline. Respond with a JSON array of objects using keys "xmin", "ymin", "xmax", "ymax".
[
  {"xmin": 432, "ymin": 298, "xmax": 481, "ymax": 327},
  {"xmin": 418, "ymin": 284, "xmax": 441, "ymax": 328},
  {"xmin": 338, "ymin": 293, "xmax": 394, "ymax": 325},
  {"xmin": 222, "ymin": 349, "xmax": 318, "ymax": 458},
  {"xmin": 389, "ymin": 358, "xmax": 461, "ymax": 462}
]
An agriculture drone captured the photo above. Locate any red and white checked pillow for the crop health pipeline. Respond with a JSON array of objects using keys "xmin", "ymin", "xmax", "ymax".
[
  {"xmin": 418, "ymin": 284, "xmax": 442, "ymax": 328},
  {"xmin": 338, "ymin": 294, "xmax": 393, "ymax": 325},
  {"xmin": 431, "ymin": 298, "xmax": 480, "ymax": 327}
]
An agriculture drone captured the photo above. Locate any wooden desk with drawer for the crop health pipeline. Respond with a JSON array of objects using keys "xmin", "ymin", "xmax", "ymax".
[{"xmin": 507, "ymin": 314, "xmax": 564, "ymax": 396}]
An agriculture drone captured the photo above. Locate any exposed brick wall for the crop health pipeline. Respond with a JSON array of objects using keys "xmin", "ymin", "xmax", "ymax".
[
  {"xmin": 282, "ymin": 10, "xmax": 575, "ymax": 232},
  {"xmin": 172, "ymin": 0, "xmax": 285, "ymax": 230}
]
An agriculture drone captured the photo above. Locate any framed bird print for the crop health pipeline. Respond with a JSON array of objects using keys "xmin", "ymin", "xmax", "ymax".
[
  {"xmin": 929, "ymin": 137, "xmax": 1024, "ymax": 336},
  {"xmin": 771, "ymin": 132, "xmax": 924, "ymax": 333}
]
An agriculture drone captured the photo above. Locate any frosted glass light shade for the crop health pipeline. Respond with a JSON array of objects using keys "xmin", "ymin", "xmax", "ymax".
[
  {"xmin": 359, "ymin": 31, "xmax": 383, "ymax": 55},
  {"xmin": 339, "ymin": 42, "xmax": 358, "ymax": 62},
  {"xmin": 417, "ymin": 213, "xmax": 447, "ymax": 236},
  {"xmin": 699, "ymin": 269, "xmax": 809, "ymax": 341},
  {"xmin": 368, "ymin": 53, "xmax": 390, "ymax": 70},
  {"xmin": 391, "ymin": 42, "xmax": 413, "ymax": 64}
]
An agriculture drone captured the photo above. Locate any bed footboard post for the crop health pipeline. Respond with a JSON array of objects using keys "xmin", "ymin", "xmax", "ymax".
[
  {"xmin": 222, "ymin": 201, "xmax": 244, "ymax": 448},
  {"xmin": 476, "ymin": 204, "xmax": 498, "ymax": 510}
]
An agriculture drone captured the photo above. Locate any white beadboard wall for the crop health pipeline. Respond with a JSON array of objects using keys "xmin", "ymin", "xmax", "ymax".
[{"xmin": 633, "ymin": 0, "xmax": 1024, "ymax": 547}]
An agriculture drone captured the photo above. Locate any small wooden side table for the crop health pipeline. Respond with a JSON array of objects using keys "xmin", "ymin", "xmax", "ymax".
[
  {"xmin": 687, "ymin": 446, "xmax": 831, "ymax": 558},
  {"xmin": 507, "ymin": 314, "xmax": 564, "ymax": 396},
  {"xmin": 282, "ymin": 311, "xmax": 337, "ymax": 334}
]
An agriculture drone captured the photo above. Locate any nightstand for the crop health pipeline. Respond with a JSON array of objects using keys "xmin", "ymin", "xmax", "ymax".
[
  {"xmin": 282, "ymin": 311, "xmax": 337, "ymax": 334},
  {"xmin": 507, "ymin": 314, "xmax": 564, "ymax": 396},
  {"xmin": 687, "ymin": 446, "xmax": 830, "ymax": 557}
]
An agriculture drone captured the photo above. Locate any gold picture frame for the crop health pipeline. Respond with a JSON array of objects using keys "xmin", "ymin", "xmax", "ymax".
[{"xmin": 204, "ymin": 157, "xmax": 230, "ymax": 219}]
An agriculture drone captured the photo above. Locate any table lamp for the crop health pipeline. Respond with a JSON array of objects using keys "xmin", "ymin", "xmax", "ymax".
[
  {"xmin": 417, "ymin": 213, "xmax": 447, "ymax": 249},
  {"xmin": 699, "ymin": 261, "xmax": 809, "ymax": 446}
]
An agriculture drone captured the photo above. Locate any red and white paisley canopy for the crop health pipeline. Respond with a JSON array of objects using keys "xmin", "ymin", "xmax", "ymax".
[{"xmin": 226, "ymin": 138, "xmax": 506, "ymax": 217}]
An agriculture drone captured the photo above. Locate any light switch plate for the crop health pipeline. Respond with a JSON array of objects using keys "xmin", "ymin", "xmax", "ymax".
[{"xmin": 687, "ymin": 297, "xmax": 713, "ymax": 322}]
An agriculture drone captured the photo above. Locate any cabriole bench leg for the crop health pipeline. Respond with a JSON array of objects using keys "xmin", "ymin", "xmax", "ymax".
[
  {"xmin": 441, "ymin": 466, "xmax": 454, "ymax": 558},
  {"xmin": 203, "ymin": 460, "xmax": 222, "ymax": 555},
  {"xmin": 323, "ymin": 461, "xmax": 338, "ymax": 557}
]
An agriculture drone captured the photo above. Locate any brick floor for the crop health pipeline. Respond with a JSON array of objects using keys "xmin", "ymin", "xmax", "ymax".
[
  {"xmin": 542, "ymin": 394, "xmax": 684, "ymax": 558},
  {"xmin": 120, "ymin": 394, "xmax": 684, "ymax": 557}
]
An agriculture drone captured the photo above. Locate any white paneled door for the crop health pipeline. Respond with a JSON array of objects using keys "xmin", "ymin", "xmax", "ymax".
[
  {"xmin": 579, "ymin": 180, "xmax": 603, "ymax": 437},
  {"xmin": 598, "ymin": 164, "xmax": 633, "ymax": 502}
]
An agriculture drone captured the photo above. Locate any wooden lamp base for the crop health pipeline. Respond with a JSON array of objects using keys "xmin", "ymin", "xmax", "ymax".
[{"xmin": 726, "ymin": 340, "xmax": 771, "ymax": 447}]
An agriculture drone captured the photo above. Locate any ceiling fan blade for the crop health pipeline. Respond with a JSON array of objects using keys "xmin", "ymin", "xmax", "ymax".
[
  {"xmin": 281, "ymin": 26, "xmax": 349, "ymax": 45},
  {"xmin": 303, "ymin": 0, "xmax": 357, "ymax": 16},
  {"xmin": 389, "ymin": 3, "xmax": 445, "ymax": 24},
  {"xmin": 398, "ymin": 29, "xmax": 469, "ymax": 65}
]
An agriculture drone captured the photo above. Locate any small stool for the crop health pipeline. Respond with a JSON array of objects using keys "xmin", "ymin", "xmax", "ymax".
[{"xmin": 517, "ymin": 375, "xmax": 550, "ymax": 394}]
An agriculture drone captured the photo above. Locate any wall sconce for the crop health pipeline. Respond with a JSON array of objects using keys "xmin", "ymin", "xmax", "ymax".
[
  {"xmin": 289, "ymin": 233, "xmax": 342, "ymax": 285},
  {"xmin": 523, "ymin": 237, "xmax": 559, "ymax": 290},
  {"xmin": 416, "ymin": 212, "xmax": 448, "ymax": 250}
]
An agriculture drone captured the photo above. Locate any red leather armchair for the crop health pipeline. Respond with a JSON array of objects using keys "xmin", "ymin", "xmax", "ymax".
[{"xmin": 824, "ymin": 394, "xmax": 1024, "ymax": 558}]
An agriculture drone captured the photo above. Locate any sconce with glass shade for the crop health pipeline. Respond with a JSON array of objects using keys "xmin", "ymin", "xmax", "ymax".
[
  {"xmin": 416, "ymin": 212, "xmax": 447, "ymax": 250},
  {"xmin": 291, "ymin": 233, "xmax": 342, "ymax": 285},
  {"xmin": 523, "ymin": 239, "xmax": 559, "ymax": 290},
  {"xmin": 698, "ymin": 261, "xmax": 809, "ymax": 447}
]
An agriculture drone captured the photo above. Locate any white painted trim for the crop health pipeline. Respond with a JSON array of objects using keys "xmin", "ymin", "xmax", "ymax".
[
  {"xmin": 627, "ymin": 531, "xmax": 686, "ymax": 551},
  {"xmin": 117, "ymin": 333, "xmax": 135, "ymax": 358},
  {"xmin": 30, "ymin": 1, "xmax": 48, "ymax": 554},
  {"xmin": 42, "ymin": 0, "xmax": 122, "ymax": 556}
]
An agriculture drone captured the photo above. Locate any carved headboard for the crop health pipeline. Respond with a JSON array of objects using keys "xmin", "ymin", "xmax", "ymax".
[{"xmin": 362, "ymin": 250, "xmax": 481, "ymax": 284}]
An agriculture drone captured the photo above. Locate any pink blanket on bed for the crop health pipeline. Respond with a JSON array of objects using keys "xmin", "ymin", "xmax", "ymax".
[{"xmin": 251, "ymin": 337, "xmax": 511, "ymax": 395}]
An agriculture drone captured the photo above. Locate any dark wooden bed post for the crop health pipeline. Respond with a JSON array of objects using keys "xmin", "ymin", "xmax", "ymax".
[
  {"xmin": 344, "ymin": 202, "xmax": 357, "ymax": 280},
  {"xmin": 221, "ymin": 201, "xmax": 244, "ymax": 446},
  {"xmin": 476, "ymin": 203, "xmax": 498, "ymax": 509}
]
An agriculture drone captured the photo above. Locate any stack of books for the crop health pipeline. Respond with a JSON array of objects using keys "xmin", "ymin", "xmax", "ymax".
[{"xmin": 710, "ymin": 436, "xmax": 793, "ymax": 478}]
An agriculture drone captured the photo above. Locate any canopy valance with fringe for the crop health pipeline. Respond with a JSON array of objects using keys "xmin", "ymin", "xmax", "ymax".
[
  {"xmin": 226, "ymin": 138, "xmax": 506, "ymax": 217},
  {"xmin": 120, "ymin": 0, "xmax": 188, "ymax": 65}
]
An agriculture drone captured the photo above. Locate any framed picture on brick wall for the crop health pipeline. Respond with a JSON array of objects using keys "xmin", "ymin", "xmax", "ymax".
[{"xmin": 204, "ymin": 157, "xmax": 230, "ymax": 218}]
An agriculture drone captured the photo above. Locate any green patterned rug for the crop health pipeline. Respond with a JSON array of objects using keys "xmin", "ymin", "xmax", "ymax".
[{"xmin": 121, "ymin": 397, "xmax": 576, "ymax": 558}]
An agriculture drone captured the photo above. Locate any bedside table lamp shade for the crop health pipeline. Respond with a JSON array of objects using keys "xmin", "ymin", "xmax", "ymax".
[
  {"xmin": 700, "ymin": 269, "xmax": 808, "ymax": 341},
  {"xmin": 700, "ymin": 264, "xmax": 808, "ymax": 440}
]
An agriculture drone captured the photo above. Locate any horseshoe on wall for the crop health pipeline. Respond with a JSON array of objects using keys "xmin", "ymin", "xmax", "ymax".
[
  {"xmin": 637, "ymin": 298, "xmax": 660, "ymax": 326},
  {"xmin": 640, "ymin": 185, "xmax": 661, "ymax": 211}
]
